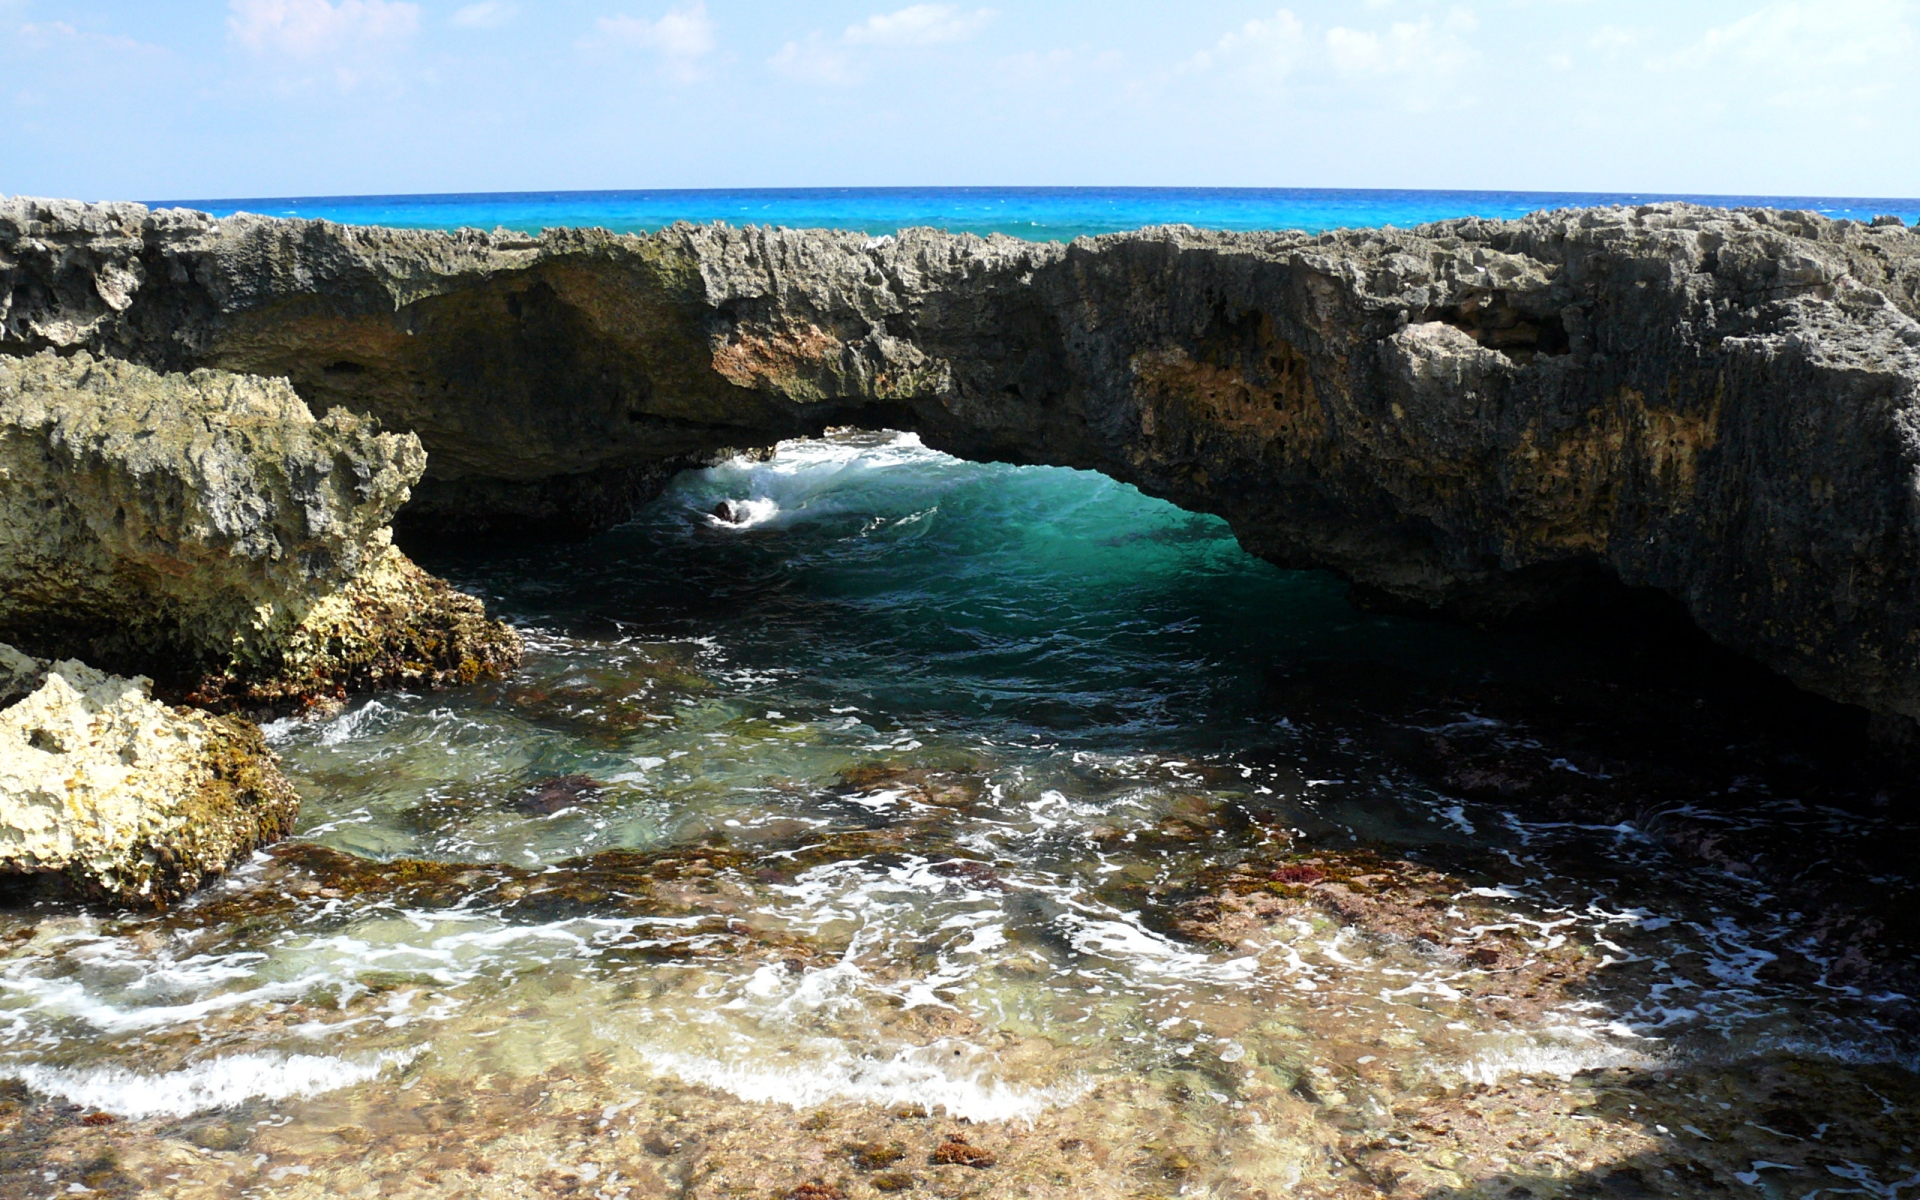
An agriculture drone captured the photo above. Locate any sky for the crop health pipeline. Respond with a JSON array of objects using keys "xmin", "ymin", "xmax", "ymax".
[{"xmin": 2, "ymin": 0, "xmax": 1917, "ymax": 202}]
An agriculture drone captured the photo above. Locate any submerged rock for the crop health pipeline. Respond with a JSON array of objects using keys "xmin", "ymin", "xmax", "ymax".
[
  {"xmin": 0, "ymin": 643, "xmax": 297, "ymax": 905},
  {"xmin": 512, "ymin": 773, "xmax": 606, "ymax": 816},
  {"xmin": 1158, "ymin": 846, "xmax": 1603, "ymax": 1023},
  {"xmin": 0, "ymin": 349, "xmax": 519, "ymax": 707}
]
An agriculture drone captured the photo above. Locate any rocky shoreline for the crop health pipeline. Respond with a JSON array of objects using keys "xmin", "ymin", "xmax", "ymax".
[
  {"xmin": 0, "ymin": 644, "xmax": 297, "ymax": 906},
  {"xmin": 0, "ymin": 337, "xmax": 520, "ymax": 902},
  {"xmin": 3, "ymin": 193, "xmax": 1918, "ymax": 887},
  {"xmin": 7, "ymin": 196, "xmax": 1920, "ymax": 735}
]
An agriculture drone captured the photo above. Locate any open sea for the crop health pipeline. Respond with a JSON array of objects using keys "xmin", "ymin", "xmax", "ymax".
[{"xmin": 148, "ymin": 185, "xmax": 1920, "ymax": 241}]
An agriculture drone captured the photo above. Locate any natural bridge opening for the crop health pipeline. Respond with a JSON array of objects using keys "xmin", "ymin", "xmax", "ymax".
[
  {"xmin": 396, "ymin": 426, "xmax": 1880, "ymax": 787},
  {"xmin": 227, "ymin": 426, "xmax": 1920, "ymax": 1169}
]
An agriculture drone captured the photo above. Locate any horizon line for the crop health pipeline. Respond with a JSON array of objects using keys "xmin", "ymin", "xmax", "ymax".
[{"xmin": 131, "ymin": 184, "xmax": 1920, "ymax": 209}]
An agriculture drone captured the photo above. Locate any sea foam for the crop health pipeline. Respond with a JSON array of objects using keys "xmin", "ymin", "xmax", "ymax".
[{"xmin": 0, "ymin": 1049, "xmax": 417, "ymax": 1119}]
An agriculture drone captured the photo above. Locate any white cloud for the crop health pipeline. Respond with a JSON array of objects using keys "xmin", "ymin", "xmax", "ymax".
[
  {"xmin": 999, "ymin": 44, "xmax": 1124, "ymax": 86},
  {"xmin": 1178, "ymin": 6, "xmax": 1474, "ymax": 109},
  {"xmin": 450, "ymin": 1, "xmax": 515, "ymax": 29},
  {"xmin": 598, "ymin": 4, "xmax": 716, "ymax": 58},
  {"xmin": 772, "ymin": 4, "xmax": 993, "ymax": 85},
  {"xmin": 1588, "ymin": 25, "xmax": 1642, "ymax": 53},
  {"xmin": 1182, "ymin": 9, "xmax": 1306, "ymax": 77},
  {"xmin": 1669, "ymin": 0, "xmax": 1914, "ymax": 74},
  {"xmin": 1324, "ymin": 9, "xmax": 1477, "ymax": 78},
  {"xmin": 843, "ymin": 4, "xmax": 992, "ymax": 47},
  {"xmin": 1642, "ymin": 0, "xmax": 1918, "ymax": 125},
  {"xmin": 227, "ymin": 0, "xmax": 420, "ymax": 57},
  {"xmin": 769, "ymin": 34, "xmax": 856, "ymax": 85}
]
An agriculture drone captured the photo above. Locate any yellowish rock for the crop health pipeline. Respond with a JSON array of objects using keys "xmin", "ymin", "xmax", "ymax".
[
  {"xmin": 0, "ymin": 643, "xmax": 297, "ymax": 905},
  {"xmin": 0, "ymin": 350, "xmax": 521, "ymax": 707}
]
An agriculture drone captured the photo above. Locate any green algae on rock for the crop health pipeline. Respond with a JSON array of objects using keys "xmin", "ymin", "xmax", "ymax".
[
  {"xmin": 0, "ymin": 349, "xmax": 520, "ymax": 706},
  {"xmin": 188, "ymin": 543, "xmax": 524, "ymax": 710},
  {"xmin": 0, "ymin": 643, "xmax": 297, "ymax": 905}
]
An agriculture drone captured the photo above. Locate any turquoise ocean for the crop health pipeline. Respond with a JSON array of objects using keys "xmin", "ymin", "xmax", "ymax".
[{"xmin": 151, "ymin": 185, "xmax": 1920, "ymax": 241}]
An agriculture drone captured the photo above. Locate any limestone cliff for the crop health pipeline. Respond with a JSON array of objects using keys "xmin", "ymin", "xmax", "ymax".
[
  {"xmin": 0, "ymin": 643, "xmax": 298, "ymax": 905},
  {"xmin": 6, "ymin": 196, "xmax": 1920, "ymax": 726}
]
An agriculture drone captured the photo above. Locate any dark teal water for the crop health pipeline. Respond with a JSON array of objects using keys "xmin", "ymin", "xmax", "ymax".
[
  {"xmin": 1, "ymin": 434, "xmax": 1915, "ymax": 1196},
  {"xmin": 148, "ymin": 185, "xmax": 1920, "ymax": 241}
]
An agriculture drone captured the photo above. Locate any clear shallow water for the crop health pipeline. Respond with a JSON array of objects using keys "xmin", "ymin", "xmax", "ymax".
[
  {"xmin": 2, "ymin": 434, "xmax": 1917, "ymax": 1196},
  {"xmin": 146, "ymin": 185, "xmax": 1920, "ymax": 241}
]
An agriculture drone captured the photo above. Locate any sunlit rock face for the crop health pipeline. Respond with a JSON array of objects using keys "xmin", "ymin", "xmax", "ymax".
[
  {"xmin": 0, "ymin": 643, "xmax": 298, "ymax": 905},
  {"xmin": 6, "ymin": 196, "xmax": 1920, "ymax": 723},
  {"xmin": 0, "ymin": 348, "xmax": 520, "ymax": 706}
]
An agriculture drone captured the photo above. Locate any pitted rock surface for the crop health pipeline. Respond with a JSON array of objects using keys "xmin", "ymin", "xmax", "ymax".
[
  {"xmin": 6, "ymin": 197, "xmax": 1920, "ymax": 722},
  {"xmin": 0, "ymin": 643, "xmax": 297, "ymax": 905},
  {"xmin": 0, "ymin": 348, "xmax": 519, "ymax": 699}
]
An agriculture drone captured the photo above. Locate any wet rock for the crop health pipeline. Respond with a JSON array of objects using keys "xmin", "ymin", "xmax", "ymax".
[
  {"xmin": 181, "ymin": 1118, "xmax": 253, "ymax": 1152},
  {"xmin": 845, "ymin": 1139, "xmax": 906, "ymax": 1170},
  {"xmin": 495, "ymin": 652, "xmax": 707, "ymax": 737},
  {"xmin": 930, "ymin": 1133, "xmax": 996, "ymax": 1168},
  {"xmin": 830, "ymin": 764, "xmax": 979, "ymax": 810},
  {"xmin": 1161, "ymin": 847, "xmax": 1600, "ymax": 1020},
  {"xmin": 927, "ymin": 859, "xmax": 1007, "ymax": 891},
  {"xmin": 513, "ymin": 774, "xmax": 606, "ymax": 816},
  {"xmin": 643, "ymin": 1132, "xmax": 680, "ymax": 1156},
  {"xmin": 0, "ymin": 644, "xmax": 297, "ymax": 905},
  {"xmin": 190, "ymin": 544, "xmax": 523, "ymax": 711}
]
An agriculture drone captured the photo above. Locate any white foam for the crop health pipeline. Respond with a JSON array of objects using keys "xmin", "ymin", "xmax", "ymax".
[
  {"xmin": 0, "ymin": 1049, "xmax": 416, "ymax": 1119},
  {"xmin": 684, "ymin": 430, "xmax": 953, "ymax": 535},
  {"xmin": 1064, "ymin": 912, "xmax": 1260, "ymax": 983},
  {"xmin": 1458, "ymin": 1039, "xmax": 1657, "ymax": 1085},
  {"xmin": 706, "ymin": 497, "xmax": 782, "ymax": 529},
  {"xmin": 639, "ymin": 1038, "xmax": 1087, "ymax": 1123},
  {"xmin": 316, "ymin": 700, "xmax": 400, "ymax": 747}
]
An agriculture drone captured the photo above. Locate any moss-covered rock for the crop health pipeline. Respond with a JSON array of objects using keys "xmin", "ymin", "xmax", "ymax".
[{"xmin": 0, "ymin": 643, "xmax": 298, "ymax": 905}]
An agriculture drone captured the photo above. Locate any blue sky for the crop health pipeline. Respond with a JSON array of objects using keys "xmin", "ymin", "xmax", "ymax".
[{"xmin": 3, "ymin": 1, "xmax": 1917, "ymax": 201}]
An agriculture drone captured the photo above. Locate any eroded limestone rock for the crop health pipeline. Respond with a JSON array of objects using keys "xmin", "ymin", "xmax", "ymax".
[
  {"xmin": 188, "ymin": 542, "xmax": 524, "ymax": 709},
  {"xmin": 7, "ymin": 196, "xmax": 1920, "ymax": 724},
  {"xmin": 0, "ymin": 349, "xmax": 519, "ymax": 704},
  {"xmin": 0, "ymin": 644, "xmax": 297, "ymax": 904}
]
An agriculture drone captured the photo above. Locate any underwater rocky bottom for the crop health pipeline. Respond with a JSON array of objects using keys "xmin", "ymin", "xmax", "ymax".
[{"xmin": 2, "ymin": 432, "xmax": 1916, "ymax": 1199}]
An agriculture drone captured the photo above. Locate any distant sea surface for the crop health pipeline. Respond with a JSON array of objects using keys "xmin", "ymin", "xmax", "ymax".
[{"xmin": 146, "ymin": 186, "xmax": 1920, "ymax": 242}]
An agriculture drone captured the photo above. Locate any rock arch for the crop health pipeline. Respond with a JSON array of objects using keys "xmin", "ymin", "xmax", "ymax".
[{"xmin": 6, "ymin": 197, "xmax": 1920, "ymax": 727}]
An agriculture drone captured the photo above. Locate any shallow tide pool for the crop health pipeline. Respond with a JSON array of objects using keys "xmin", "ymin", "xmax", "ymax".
[{"xmin": 2, "ymin": 432, "xmax": 1915, "ymax": 1199}]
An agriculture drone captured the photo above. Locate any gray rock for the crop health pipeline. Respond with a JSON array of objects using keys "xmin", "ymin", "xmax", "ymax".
[
  {"xmin": 7, "ymin": 196, "xmax": 1920, "ymax": 726},
  {"xmin": 0, "ymin": 347, "xmax": 519, "ymax": 701}
]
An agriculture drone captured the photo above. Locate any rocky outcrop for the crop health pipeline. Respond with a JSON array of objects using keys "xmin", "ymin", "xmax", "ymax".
[
  {"xmin": 186, "ymin": 542, "xmax": 525, "ymax": 710},
  {"xmin": 0, "ymin": 348, "xmax": 520, "ymax": 704},
  {"xmin": 6, "ymin": 196, "xmax": 1920, "ymax": 726},
  {"xmin": 0, "ymin": 643, "xmax": 298, "ymax": 905}
]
